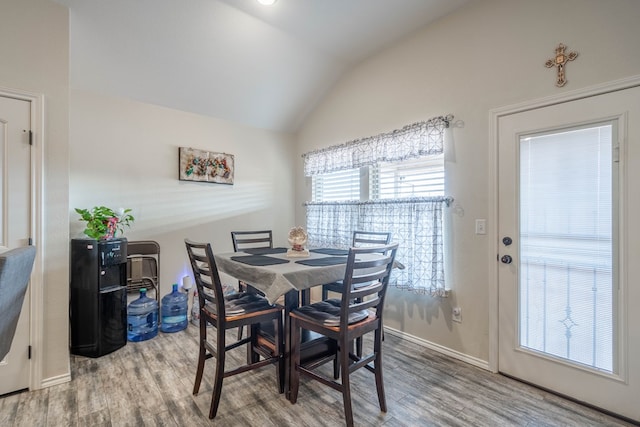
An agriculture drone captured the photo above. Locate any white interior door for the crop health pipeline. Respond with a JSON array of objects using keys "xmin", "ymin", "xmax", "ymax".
[
  {"xmin": 497, "ymin": 85, "xmax": 640, "ymax": 422},
  {"xmin": 0, "ymin": 95, "xmax": 32, "ymax": 395}
]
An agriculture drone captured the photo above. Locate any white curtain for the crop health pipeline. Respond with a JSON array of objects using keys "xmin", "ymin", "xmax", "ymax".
[
  {"xmin": 303, "ymin": 115, "xmax": 452, "ymax": 296},
  {"xmin": 306, "ymin": 197, "xmax": 449, "ymax": 297}
]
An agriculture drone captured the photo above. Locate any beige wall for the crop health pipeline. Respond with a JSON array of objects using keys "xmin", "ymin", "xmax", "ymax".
[
  {"xmin": 69, "ymin": 89, "xmax": 296, "ymax": 298},
  {"xmin": 0, "ymin": 0, "xmax": 70, "ymax": 382},
  {"xmin": 295, "ymin": 0, "xmax": 640, "ymax": 363}
]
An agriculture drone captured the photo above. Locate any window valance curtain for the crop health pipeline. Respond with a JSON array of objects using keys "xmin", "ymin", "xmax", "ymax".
[{"xmin": 303, "ymin": 115, "xmax": 452, "ymax": 176}]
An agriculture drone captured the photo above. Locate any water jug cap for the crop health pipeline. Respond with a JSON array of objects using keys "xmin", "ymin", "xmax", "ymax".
[
  {"xmin": 172, "ymin": 283, "xmax": 178, "ymax": 291},
  {"xmin": 140, "ymin": 288, "xmax": 147, "ymax": 294}
]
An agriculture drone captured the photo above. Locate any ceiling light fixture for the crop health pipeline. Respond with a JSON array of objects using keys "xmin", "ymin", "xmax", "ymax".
[{"xmin": 257, "ymin": 0, "xmax": 277, "ymax": 5}]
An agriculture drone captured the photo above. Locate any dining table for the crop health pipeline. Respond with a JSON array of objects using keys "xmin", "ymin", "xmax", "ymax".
[{"xmin": 214, "ymin": 246, "xmax": 354, "ymax": 397}]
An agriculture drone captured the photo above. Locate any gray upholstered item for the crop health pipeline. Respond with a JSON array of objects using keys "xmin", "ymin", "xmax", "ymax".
[{"xmin": 0, "ymin": 246, "xmax": 37, "ymax": 360}]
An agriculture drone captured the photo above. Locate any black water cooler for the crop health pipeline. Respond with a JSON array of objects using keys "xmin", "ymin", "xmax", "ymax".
[{"xmin": 70, "ymin": 238, "xmax": 128, "ymax": 357}]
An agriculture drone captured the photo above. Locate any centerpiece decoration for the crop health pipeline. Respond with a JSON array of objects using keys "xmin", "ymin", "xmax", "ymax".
[
  {"xmin": 287, "ymin": 226, "xmax": 309, "ymax": 257},
  {"xmin": 75, "ymin": 206, "xmax": 135, "ymax": 240}
]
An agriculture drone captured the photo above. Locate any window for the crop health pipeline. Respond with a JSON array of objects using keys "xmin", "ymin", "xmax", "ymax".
[
  {"xmin": 303, "ymin": 116, "xmax": 452, "ymax": 296},
  {"xmin": 519, "ymin": 123, "xmax": 615, "ymax": 371},
  {"xmin": 312, "ymin": 168, "xmax": 361, "ymax": 202},
  {"xmin": 312, "ymin": 155, "xmax": 444, "ymax": 202},
  {"xmin": 372, "ymin": 155, "xmax": 444, "ymax": 199}
]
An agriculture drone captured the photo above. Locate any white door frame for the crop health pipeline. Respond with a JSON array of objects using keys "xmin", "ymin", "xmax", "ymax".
[
  {"xmin": 488, "ymin": 74, "xmax": 640, "ymax": 373},
  {"xmin": 0, "ymin": 86, "xmax": 44, "ymax": 390}
]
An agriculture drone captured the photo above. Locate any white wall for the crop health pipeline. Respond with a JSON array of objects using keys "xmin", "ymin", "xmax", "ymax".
[
  {"xmin": 295, "ymin": 0, "xmax": 640, "ymax": 362},
  {"xmin": 69, "ymin": 89, "xmax": 296, "ymax": 297},
  {"xmin": 0, "ymin": 0, "xmax": 70, "ymax": 383}
]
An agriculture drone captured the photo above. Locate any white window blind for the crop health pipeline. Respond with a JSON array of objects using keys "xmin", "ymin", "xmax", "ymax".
[
  {"xmin": 312, "ymin": 168, "xmax": 360, "ymax": 202},
  {"xmin": 371, "ymin": 155, "xmax": 444, "ymax": 199},
  {"xmin": 519, "ymin": 123, "xmax": 615, "ymax": 371}
]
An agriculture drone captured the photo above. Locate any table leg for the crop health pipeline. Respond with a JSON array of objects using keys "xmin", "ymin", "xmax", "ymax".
[
  {"xmin": 300, "ymin": 289, "xmax": 311, "ymax": 306},
  {"xmin": 283, "ymin": 289, "xmax": 299, "ymax": 400}
]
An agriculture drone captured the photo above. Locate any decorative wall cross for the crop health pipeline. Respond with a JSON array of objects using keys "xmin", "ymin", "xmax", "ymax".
[{"xmin": 545, "ymin": 43, "xmax": 578, "ymax": 87}]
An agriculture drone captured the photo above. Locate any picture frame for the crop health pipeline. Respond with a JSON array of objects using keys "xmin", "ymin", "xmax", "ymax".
[{"xmin": 179, "ymin": 147, "xmax": 234, "ymax": 185}]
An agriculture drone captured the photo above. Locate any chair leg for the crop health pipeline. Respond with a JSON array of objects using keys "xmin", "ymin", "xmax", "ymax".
[
  {"xmin": 248, "ymin": 324, "xmax": 258, "ymax": 364},
  {"xmin": 209, "ymin": 330, "xmax": 226, "ymax": 419},
  {"xmin": 374, "ymin": 329, "xmax": 387, "ymax": 412},
  {"xmin": 340, "ymin": 337, "xmax": 354, "ymax": 427},
  {"xmin": 193, "ymin": 319, "xmax": 207, "ymax": 395},
  {"xmin": 354, "ymin": 298, "xmax": 363, "ymax": 358},
  {"xmin": 274, "ymin": 317, "xmax": 285, "ymax": 394},
  {"xmin": 289, "ymin": 318, "xmax": 301, "ymax": 404},
  {"xmin": 237, "ymin": 281, "xmax": 246, "ymax": 340}
]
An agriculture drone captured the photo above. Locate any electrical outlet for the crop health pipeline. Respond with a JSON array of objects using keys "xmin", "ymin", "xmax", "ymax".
[
  {"xmin": 452, "ymin": 307, "xmax": 462, "ymax": 323},
  {"xmin": 475, "ymin": 219, "xmax": 487, "ymax": 235}
]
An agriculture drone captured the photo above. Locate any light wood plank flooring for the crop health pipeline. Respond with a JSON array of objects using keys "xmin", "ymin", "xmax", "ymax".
[{"xmin": 0, "ymin": 324, "xmax": 635, "ymax": 426}]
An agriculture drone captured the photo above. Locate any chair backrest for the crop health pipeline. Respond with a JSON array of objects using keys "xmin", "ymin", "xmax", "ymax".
[
  {"xmin": 0, "ymin": 246, "xmax": 37, "ymax": 360},
  {"xmin": 184, "ymin": 239, "xmax": 226, "ymax": 318},
  {"xmin": 340, "ymin": 243, "xmax": 398, "ymax": 327},
  {"xmin": 231, "ymin": 230, "xmax": 273, "ymax": 252},
  {"xmin": 352, "ymin": 231, "xmax": 392, "ymax": 247},
  {"xmin": 128, "ymin": 240, "xmax": 160, "ymax": 256},
  {"xmin": 126, "ymin": 240, "xmax": 160, "ymax": 294}
]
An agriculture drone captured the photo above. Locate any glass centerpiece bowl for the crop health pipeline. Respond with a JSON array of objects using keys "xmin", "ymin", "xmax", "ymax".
[{"xmin": 287, "ymin": 226, "xmax": 309, "ymax": 257}]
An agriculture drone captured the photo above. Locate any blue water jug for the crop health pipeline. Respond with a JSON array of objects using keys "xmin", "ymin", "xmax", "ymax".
[
  {"xmin": 160, "ymin": 283, "xmax": 188, "ymax": 333},
  {"xmin": 127, "ymin": 288, "xmax": 158, "ymax": 342}
]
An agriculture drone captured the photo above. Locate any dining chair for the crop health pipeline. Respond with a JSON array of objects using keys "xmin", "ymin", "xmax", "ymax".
[
  {"xmin": 320, "ymin": 231, "xmax": 392, "ymax": 300},
  {"xmin": 185, "ymin": 239, "xmax": 284, "ymax": 419},
  {"xmin": 321, "ymin": 231, "xmax": 392, "ymax": 357},
  {"xmin": 289, "ymin": 243, "xmax": 398, "ymax": 427},
  {"xmin": 230, "ymin": 230, "xmax": 273, "ymax": 339},
  {"xmin": 230, "ymin": 230, "xmax": 273, "ymax": 253}
]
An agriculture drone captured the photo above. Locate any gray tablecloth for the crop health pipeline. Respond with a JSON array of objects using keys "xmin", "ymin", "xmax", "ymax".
[{"xmin": 214, "ymin": 251, "xmax": 348, "ymax": 304}]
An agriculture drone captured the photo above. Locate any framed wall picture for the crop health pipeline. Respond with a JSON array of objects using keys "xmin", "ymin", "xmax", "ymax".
[{"xmin": 179, "ymin": 147, "xmax": 234, "ymax": 185}]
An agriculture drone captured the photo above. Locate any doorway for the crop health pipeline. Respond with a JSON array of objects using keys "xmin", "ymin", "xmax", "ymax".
[
  {"xmin": 0, "ymin": 94, "xmax": 32, "ymax": 394},
  {"xmin": 492, "ymin": 80, "xmax": 640, "ymax": 421},
  {"xmin": 0, "ymin": 88, "xmax": 43, "ymax": 395}
]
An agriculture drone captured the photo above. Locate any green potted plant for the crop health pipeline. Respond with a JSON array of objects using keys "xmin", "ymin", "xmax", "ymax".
[{"xmin": 75, "ymin": 206, "xmax": 135, "ymax": 240}]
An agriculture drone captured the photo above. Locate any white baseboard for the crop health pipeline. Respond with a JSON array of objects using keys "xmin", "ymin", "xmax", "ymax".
[
  {"xmin": 384, "ymin": 326, "xmax": 489, "ymax": 371},
  {"xmin": 39, "ymin": 372, "xmax": 71, "ymax": 389}
]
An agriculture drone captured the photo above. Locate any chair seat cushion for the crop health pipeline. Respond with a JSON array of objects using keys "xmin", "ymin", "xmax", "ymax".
[
  {"xmin": 293, "ymin": 298, "xmax": 368, "ymax": 326},
  {"xmin": 205, "ymin": 292, "xmax": 274, "ymax": 316},
  {"xmin": 323, "ymin": 279, "xmax": 380, "ymax": 293}
]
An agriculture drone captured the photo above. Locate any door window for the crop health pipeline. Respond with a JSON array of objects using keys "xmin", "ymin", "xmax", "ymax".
[{"xmin": 519, "ymin": 123, "xmax": 616, "ymax": 373}]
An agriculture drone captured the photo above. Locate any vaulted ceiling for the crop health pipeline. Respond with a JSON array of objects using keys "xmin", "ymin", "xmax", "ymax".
[{"xmin": 55, "ymin": 0, "xmax": 472, "ymax": 132}]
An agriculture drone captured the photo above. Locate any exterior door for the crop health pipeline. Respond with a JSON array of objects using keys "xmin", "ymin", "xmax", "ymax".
[
  {"xmin": 497, "ymin": 85, "xmax": 640, "ymax": 421},
  {"xmin": 0, "ymin": 95, "xmax": 32, "ymax": 395}
]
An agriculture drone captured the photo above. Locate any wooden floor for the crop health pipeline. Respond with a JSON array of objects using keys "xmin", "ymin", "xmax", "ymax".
[{"xmin": 0, "ymin": 324, "xmax": 635, "ymax": 427}]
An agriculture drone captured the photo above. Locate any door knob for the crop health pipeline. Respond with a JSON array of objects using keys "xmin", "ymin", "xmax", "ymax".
[{"xmin": 501, "ymin": 255, "xmax": 513, "ymax": 264}]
